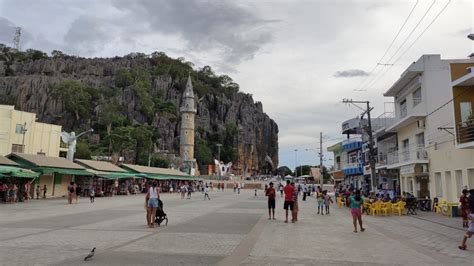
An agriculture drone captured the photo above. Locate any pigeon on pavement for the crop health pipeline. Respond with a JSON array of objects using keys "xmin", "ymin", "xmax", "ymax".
[{"xmin": 84, "ymin": 247, "xmax": 96, "ymax": 261}]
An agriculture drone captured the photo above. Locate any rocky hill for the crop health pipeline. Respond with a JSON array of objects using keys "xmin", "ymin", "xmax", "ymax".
[{"xmin": 0, "ymin": 47, "xmax": 278, "ymax": 175}]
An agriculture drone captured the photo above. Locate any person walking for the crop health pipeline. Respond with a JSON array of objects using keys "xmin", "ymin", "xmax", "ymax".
[
  {"xmin": 459, "ymin": 191, "xmax": 474, "ymax": 250},
  {"xmin": 75, "ymin": 184, "xmax": 82, "ymax": 204},
  {"xmin": 350, "ymin": 189, "xmax": 365, "ymax": 233},
  {"xmin": 323, "ymin": 190, "xmax": 333, "ymax": 214},
  {"xmin": 42, "ymin": 185, "xmax": 47, "ymax": 199},
  {"xmin": 204, "ymin": 185, "xmax": 210, "ymax": 200},
  {"xmin": 187, "ymin": 184, "xmax": 192, "ymax": 199},
  {"xmin": 316, "ymin": 187, "xmax": 324, "ymax": 215},
  {"xmin": 89, "ymin": 185, "xmax": 95, "ymax": 203},
  {"xmin": 266, "ymin": 182, "xmax": 276, "ymax": 220},
  {"xmin": 460, "ymin": 189, "xmax": 469, "ymax": 228},
  {"xmin": 35, "ymin": 185, "xmax": 40, "ymax": 200},
  {"xmin": 67, "ymin": 182, "xmax": 75, "ymax": 204},
  {"xmin": 291, "ymin": 182, "xmax": 299, "ymax": 222},
  {"xmin": 279, "ymin": 183, "xmax": 284, "ymax": 197},
  {"xmin": 283, "ymin": 180, "xmax": 295, "ymax": 223},
  {"xmin": 146, "ymin": 182, "xmax": 160, "ymax": 228},
  {"xmin": 302, "ymin": 184, "xmax": 307, "ymax": 201}
]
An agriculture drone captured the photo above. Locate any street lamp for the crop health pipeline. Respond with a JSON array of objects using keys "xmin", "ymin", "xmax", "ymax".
[
  {"xmin": 294, "ymin": 149, "xmax": 298, "ymax": 177},
  {"xmin": 216, "ymin": 144, "xmax": 222, "ymax": 180}
]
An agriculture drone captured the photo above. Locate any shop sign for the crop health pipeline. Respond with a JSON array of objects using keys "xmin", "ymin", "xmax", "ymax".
[{"xmin": 400, "ymin": 165, "xmax": 415, "ymax": 175}]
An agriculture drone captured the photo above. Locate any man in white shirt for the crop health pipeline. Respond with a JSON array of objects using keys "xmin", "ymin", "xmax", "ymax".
[{"xmin": 204, "ymin": 186, "xmax": 210, "ymax": 200}]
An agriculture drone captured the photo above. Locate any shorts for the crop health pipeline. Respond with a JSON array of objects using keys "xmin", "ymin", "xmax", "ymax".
[
  {"xmin": 284, "ymin": 201, "xmax": 294, "ymax": 210},
  {"xmin": 268, "ymin": 199, "xmax": 275, "ymax": 209},
  {"xmin": 465, "ymin": 231, "xmax": 473, "ymax": 238},
  {"xmin": 147, "ymin": 198, "xmax": 159, "ymax": 208},
  {"xmin": 351, "ymin": 208, "xmax": 362, "ymax": 218},
  {"xmin": 317, "ymin": 199, "xmax": 324, "ymax": 207}
]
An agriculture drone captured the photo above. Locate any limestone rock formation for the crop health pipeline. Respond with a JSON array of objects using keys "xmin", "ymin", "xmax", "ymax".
[{"xmin": 0, "ymin": 52, "xmax": 278, "ymax": 175}]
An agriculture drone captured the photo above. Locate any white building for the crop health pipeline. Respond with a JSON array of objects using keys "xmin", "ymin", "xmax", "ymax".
[{"xmin": 383, "ymin": 55, "xmax": 474, "ymax": 201}]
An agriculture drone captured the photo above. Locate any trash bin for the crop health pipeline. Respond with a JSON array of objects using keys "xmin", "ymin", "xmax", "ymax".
[{"xmin": 451, "ymin": 206, "xmax": 459, "ymax": 217}]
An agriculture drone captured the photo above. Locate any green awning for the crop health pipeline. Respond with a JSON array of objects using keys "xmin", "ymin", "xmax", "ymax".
[
  {"xmin": 98, "ymin": 172, "xmax": 141, "ymax": 180},
  {"xmin": 0, "ymin": 165, "xmax": 39, "ymax": 178},
  {"xmin": 33, "ymin": 167, "xmax": 94, "ymax": 176},
  {"xmin": 141, "ymin": 173, "xmax": 196, "ymax": 180}
]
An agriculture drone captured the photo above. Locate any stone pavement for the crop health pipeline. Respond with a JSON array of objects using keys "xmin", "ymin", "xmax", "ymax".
[{"xmin": 0, "ymin": 190, "xmax": 473, "ymax": 265}]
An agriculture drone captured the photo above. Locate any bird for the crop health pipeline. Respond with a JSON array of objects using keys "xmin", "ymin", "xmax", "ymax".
[{"xmin": 84, "ymin": 247, "xmax": 96, "ymax": 261}]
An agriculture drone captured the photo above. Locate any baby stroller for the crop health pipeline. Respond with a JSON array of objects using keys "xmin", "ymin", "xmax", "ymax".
[{"xmin": 155, "ymin": 199, "xmax": 168, "ymax": 226}]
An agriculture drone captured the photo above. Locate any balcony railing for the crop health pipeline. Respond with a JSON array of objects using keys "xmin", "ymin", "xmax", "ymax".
[
  {"xmin": 387, "ymin": 145, "xmax": 428, "ymax": 166},
  {"xmin": 456, "ymin": 119, "xmax": 474, "ymax": 145},
  {"xmin": 400, "ymin": 104, "xmax": 407, "ymax": 118}
]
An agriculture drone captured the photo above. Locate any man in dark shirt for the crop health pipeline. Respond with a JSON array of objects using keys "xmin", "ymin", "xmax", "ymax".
[
  {"xmin": 266, "ymin": 182, "xmax": 276, "ymax": 220},
  {"xmin": 283, "ymin": 180, "xmax": 295, "ymax": 223}
]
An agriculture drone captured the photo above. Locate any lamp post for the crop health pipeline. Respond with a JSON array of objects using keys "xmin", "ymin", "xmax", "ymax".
[
  {"xmin": 216, "ymin": 144, "xmax": 222, "ymax": 180},
  {"xmin": 294, "ymin": 149, "xmax": 298, "ymax": 177}
]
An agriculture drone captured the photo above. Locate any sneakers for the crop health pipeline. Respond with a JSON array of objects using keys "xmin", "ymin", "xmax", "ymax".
[{"xmin": 458, "ymin": 245, "xmax": 467, "ymax": 250}]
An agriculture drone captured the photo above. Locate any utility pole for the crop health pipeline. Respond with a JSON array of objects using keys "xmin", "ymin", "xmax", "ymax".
[
  {"xmin": 319, "ymin": 131, "xmax": 323, "ymax": 188},
  {"xmin": 342, "ymin": 99, "xmax": 376, "ymax": 192}
]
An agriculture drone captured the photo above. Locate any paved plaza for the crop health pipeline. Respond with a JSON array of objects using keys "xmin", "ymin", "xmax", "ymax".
[{"xmin": 0, "ymin": 190, "xmax": 473, "ymax": 265}]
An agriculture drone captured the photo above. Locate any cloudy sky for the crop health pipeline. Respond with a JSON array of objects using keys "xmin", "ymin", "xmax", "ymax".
[{"xmin": 0, "ymin": 0, "xmax": 472, "ymax": 170}]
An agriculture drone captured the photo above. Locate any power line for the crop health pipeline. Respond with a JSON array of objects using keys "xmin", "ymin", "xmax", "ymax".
[
  {"xmin": 363, "ymin": 0, "xmax": 437, "ymax": 91},
  {"xmin": 365, "ymin": 0, "xmax": 451, "ymax": 91},
  {"xmin": 355, "ymin": 0, "xmax": 420, "ymax": 91}
]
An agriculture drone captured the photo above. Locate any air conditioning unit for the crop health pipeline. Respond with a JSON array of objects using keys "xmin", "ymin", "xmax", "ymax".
[{"xmin": 417, "ymin": 119, "xmax": 425, "ymax": 129}]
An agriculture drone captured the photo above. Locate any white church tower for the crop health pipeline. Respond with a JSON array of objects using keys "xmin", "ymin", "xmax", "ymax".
[{"xmin": 179, "ymin": 75, "xmax": 197, "ymax": 174}]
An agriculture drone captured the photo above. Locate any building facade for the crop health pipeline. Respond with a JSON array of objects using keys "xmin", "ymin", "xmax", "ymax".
[
  {"xmin": 384, "ymin": 55, "xmax": 474, "ymax": 201},
  {"xmin": 0, "ymin": 105, "xmax": 62, "ymax": 157},
  {"xmin": 179, "ymin": 76, "xmax": 197, "ymax": 174}
]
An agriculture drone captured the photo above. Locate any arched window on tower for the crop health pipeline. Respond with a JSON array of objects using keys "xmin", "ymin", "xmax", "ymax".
[
  {"xmin": 186, "ymin": 104, "xmax": 189, "ymax": 108},
  {"xmin": 185, "ymin": 131, "xmax": 188, "ymax": 135}
]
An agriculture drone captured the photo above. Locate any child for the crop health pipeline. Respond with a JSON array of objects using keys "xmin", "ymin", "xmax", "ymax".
[
  {"xmin": 316, "ymin": 187, "xmax": 324, "ymax": 215},
  {"xmin": 459, "ymin": 192, "xmax": 474, "ymax": 250},
  {"xmin": 89, "ymin": 186, "xmax": 95, "ymax": 203},
  {"xmin": 36, "ymin": 185, "xmax": 40, "ymax": 200},
  {"xmin": 323, "ymin": 190, "xmax": 333, "ymax": 214},
  {"xmin": 42, "ymin": 185, "xmax": 47, "ymax": 199}
]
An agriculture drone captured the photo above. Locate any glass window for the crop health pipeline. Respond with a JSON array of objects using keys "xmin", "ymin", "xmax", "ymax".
[
  {"xmin": 15, "ymin": 124, "xmax": 24, "ymax": 134},
  {"xmin": 413, "ymin": 87, "xmax": 422, "ymax": 106},
  {"xmin": 402, "ymin": 139, "xmax": 409, "ymax": 149},
  {"xmin": 460, "ymin": 101, "xmax": 472, "ymax": 126},
  {"xmin": 416, "ymin": 133, "xmax": 424, "ymax": 146}
]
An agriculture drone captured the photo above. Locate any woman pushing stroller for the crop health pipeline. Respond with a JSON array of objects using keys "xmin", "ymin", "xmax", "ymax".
[{"xmin": 145, "ymin": 182, "xmax": 160, "ymax": 228}]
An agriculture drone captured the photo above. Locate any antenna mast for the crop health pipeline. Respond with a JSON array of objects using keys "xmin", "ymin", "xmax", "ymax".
[{"xmin": 13, "ymin": 27, "xmax": 21, "ymax": 50}]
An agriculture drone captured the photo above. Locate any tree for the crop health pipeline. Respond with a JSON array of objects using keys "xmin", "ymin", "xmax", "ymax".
[
  {"xmin": 50, "ymin": 80, "xmax": 93, "ymax": 120},
  {"xmin": 51, "ymin": 50, "xmax": 66, "ymax": 58},
  {"xmin": 99, "ymin": 102, "xmax": 125, "ymax": 134},
  {"xmin": 131, "ymin": 125, "xmax": 154, "ymax": 165},
  {"xmin": 103, "ymin": 126, "xmax": 136, "ymax": 163},
  {"xmin": 75, "ymin": 140, "xmax": 92, "ymax": 159},
  {"xmin": 150, "ymin": 155, "xmax": 170, "ymax": 168},
  {"xmin": 25, "ymin": 49, "xmax": 47, "ymax": 61},
  {"xmin": 195, "ymin": 140, "xmax": 213, "ymax": 165},
  {"xmin": 295, "ymin": 165, "xmax": 312, "ymax": 177},
  {"xmin": 115, "ymin": 69, "xmax": 134, "ymax": 88},
  {"xmin": 277, "ymin": 166, "xmax": 293, "ymax": 177}
]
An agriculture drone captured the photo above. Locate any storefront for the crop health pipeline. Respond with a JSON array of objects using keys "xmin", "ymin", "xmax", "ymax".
[
  {"xmin": 75, "ymin": 159, "xmax": 143, "ymax": 196},
  {"xmin": 0, "ymin": 156, "xmax": 39, "ymax": 201},
  {"xmin": 7, "ymin": 153, "xmax": 93, "ymax": 198},
  {"xmin": 120, "ymin": 163, "xmax": 196, "ymax": 192}
]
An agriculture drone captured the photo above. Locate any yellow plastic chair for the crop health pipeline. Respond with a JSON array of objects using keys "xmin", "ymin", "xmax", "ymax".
[
  {"xmin": 370, "ymin": 202, "xmax": 382, "ymax": 216},
  {"xmin": 392, "ymin": 201, "xmax": 406, "ymax": 216},
  {"xmin": 363, "ymin": 202, "xmax": 372, "ymax": 215},
  {"xmin": 435, "ymin": 198, "xmax": 447, "ymax": 214},
  {"xmin": 381, "ymin": 202, "xmax": 392, "ymax": 216}
]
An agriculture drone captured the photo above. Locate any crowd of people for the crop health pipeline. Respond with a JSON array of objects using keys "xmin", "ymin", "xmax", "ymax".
[{"xmin": 0, "ymin": 181, "xmax": 48, "ymax": 203}]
